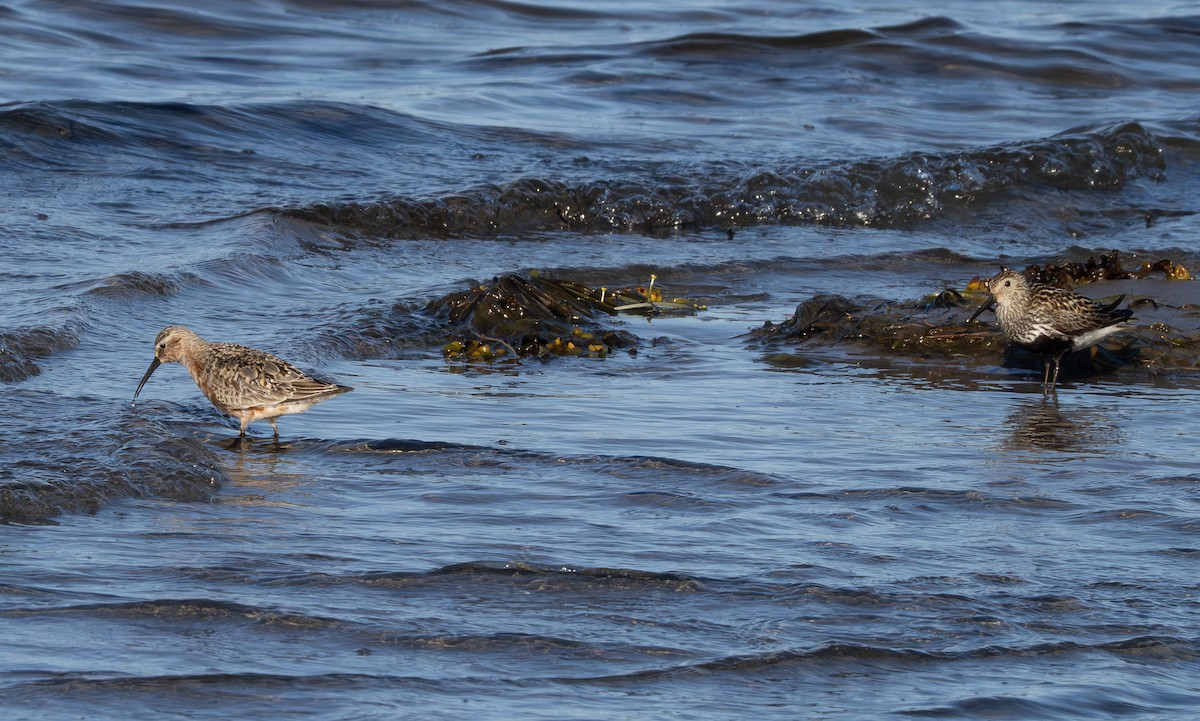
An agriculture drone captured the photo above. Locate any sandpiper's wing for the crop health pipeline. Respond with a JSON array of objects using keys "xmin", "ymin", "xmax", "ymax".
[
  {"xmin": 1038, "ymin": 288, "xmax": 1132, "ymax": 337},
  {"xmin": 204, "ymin": 343, "xmax": 349, "ymax": 411}
]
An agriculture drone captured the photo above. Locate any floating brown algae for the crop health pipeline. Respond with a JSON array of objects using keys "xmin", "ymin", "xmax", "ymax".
[
  {"xmin": 965, "ymin": 249, "xmax": 1192, "ymax": 290},
  {"xmin": 750, "ymin": 292, "xmax": 1145, "ymax": 377},
  {"xmin": 429, "ymin": 273, "xmax": 703, "ymax": 360},
  {"xmin": 750, "ymin": 294, "xmax": 1004, "ymax": 358},
  {"xmin": 751, "ymin": 252, "xmax": 1200, "ymax": 377},
  {"xmin": 599, "ymin": 274, "xmax": 708, "ymax": 316}
]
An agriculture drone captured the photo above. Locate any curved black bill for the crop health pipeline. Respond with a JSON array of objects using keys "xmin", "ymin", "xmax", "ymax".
[
  {"xmin": 133, "ymin": 357, "xmax": 161, "ymax": 400},
  {"xmin": 967, "ymin": 295, "xmax": 996, "ymax": 323}
]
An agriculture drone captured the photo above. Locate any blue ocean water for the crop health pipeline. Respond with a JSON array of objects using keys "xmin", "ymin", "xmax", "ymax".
[{"xmin": 2, "ymin": 2, "xmax": 1200, "ymax": 718}]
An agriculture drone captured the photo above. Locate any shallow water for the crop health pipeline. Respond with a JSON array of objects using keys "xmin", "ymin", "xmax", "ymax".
[{"xmin": 3, "ymin": 1, "xmax": 1200, "ymax": 719}]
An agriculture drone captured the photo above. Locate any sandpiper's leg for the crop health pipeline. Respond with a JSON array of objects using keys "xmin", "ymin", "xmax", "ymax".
[
  {"xmin": 269, "ymin": 418, "xmax": 279, "ymax": 441},
  {"xmin": 1049, "ymin": 354, "xmax": 1064, "ymax": 394},
  {"xmin": 1041, "ymin": 359, "xmax": 1052, "ymax": 397},
  {"xmin": 239, "ymin": 418, "xmax": 248, "ymax": 437}
]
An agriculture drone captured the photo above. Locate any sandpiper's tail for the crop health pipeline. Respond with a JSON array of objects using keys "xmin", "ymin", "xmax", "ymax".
[{"xmin": 1097, "ymin": 294, "xmax": 1133, "ymax": 325}]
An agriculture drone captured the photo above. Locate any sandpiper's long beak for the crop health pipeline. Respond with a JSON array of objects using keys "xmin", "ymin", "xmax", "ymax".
[
  {"xmin": 967, "ymin": 295, "xmax": 996, "ymax": 323},
  {"xmin": 133, "ymin": 357, "xmax": 161, "ymax": 400}
]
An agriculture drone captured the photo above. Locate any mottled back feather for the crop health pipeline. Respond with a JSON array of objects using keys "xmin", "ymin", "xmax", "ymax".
[
  {"xmin": 1031, "ymin": 285, "xmax": 1133, "ymax": 338},
  {"xmin": 197, "ymin": 342, "xmax": 344, "ymax": 411}
]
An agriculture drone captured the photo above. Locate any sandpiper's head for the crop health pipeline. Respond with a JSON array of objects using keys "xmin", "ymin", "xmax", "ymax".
[
  {"xmin": 133, "ymin": 325, "xmax": 201, "ymax": 400},
  {"xmin": 151, "ymin": 325, "xmax": 201, "ymax": 363},
  {"xmin": 986, "ymin": 268, "xmax": 1030, "ymax": 306}
]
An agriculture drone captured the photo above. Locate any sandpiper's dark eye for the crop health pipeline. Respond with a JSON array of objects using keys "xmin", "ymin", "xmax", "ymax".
[{"xmin": 1004, "ymin": 280, "xmax": 1011, "ymax": 287}]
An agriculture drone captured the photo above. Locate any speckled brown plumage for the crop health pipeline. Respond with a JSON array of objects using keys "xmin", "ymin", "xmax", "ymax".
[
  {"xmin": 133, "ymin": 325, "xmax": 352, "ymax": 438},
  {"xmin": 968, "ymin": 269, "xmax": 1133, "ymax": 396}
]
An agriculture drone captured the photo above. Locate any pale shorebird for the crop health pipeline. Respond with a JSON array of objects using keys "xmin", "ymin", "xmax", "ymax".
[
  {"xmin": 133, "ymin": 325, "xmax": 352, "ymax": 439},
  {"xmin": 968, "ymin": 268, "xmax": 1134, "ymax": 396}
]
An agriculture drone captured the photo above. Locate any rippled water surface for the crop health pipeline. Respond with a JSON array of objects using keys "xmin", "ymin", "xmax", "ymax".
[{"xmin": 3, "ymin": 1, "xmax": 1200, "ymax": 718}]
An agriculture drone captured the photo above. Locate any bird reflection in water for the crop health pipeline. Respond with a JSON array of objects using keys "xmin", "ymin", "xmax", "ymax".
[
  {"xmin": 219, "ymin": 436, "xmax": 310, "ymax": 505},
  {"xmin": 1004, "ymin": 398, "xmax": 1120, "ymax": 454}
]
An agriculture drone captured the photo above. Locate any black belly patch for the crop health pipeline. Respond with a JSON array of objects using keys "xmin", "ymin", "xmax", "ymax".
[{"xmin": 1018, "ymin": 335, "xmax": 1073, "ymax": 357}]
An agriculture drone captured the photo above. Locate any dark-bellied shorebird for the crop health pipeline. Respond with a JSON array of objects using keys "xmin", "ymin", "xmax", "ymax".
[{"xmin": 968, "ymin": 268, "xmax": 1134, "ymax": 396}]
